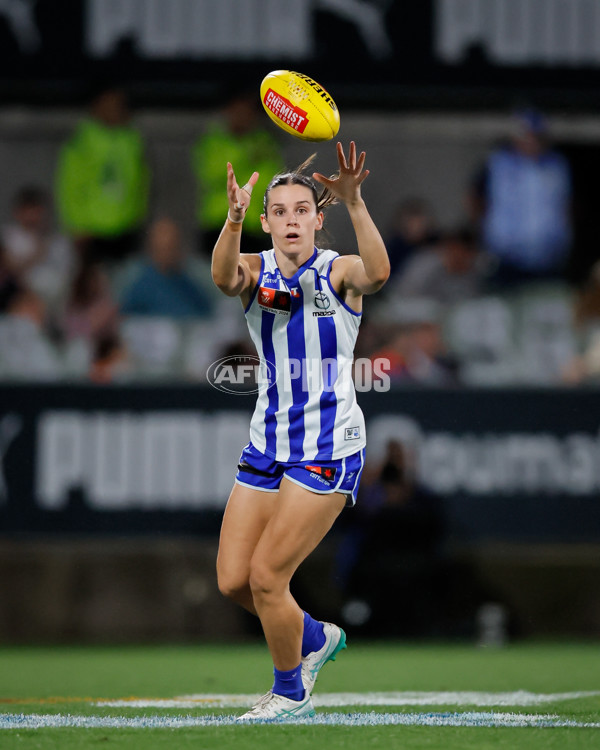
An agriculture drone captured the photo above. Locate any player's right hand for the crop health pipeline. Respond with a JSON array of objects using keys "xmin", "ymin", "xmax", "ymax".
[{"xmin": 227, "ymin": 163, "xmax": 259, "ymax": 222}]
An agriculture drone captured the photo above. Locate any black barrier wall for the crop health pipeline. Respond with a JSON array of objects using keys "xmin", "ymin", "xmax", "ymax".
[
  {"xmin": 3, "ymin": 0, "xmax": 600, "ymax": 108},
  {"xmin": 1, "ymin": 385, "xmax": 599, "ymax": 542}
]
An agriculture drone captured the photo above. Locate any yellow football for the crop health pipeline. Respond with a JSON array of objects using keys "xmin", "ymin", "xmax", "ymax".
[{"xmin": 260, "ymin": 70, "xmax": 340, "ymax": 142}]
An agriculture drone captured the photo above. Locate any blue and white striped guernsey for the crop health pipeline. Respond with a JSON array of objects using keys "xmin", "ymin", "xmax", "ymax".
[{"xmin": 244, "ymin": 247, "xmax": 366, "ymax": 462}]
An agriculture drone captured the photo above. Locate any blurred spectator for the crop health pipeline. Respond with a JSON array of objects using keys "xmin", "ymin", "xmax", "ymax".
[
  {"xmin": 55, "ymin": 84, "xmax": 150, "ymax": 263},
  {"xmin": 89, "ymin": 334, "xmax": 131, "ymax": 384},
  {"xmin": 62, "ymin": 261, "xmax": 118, "ymax": 343},
  {"xmin": 562, "ymin": 262, "xmax": 600, "ymax": 385},
  {"xmin": 6, "ymin": 287, "xmax": 46, "ymax": 326},
  {"xmin": 335, "ymin": 439, "xmax": 446, "ymax": 636},
  {"xmin": 468, "ymin": 108, "xmax": 572, "ymax": 288},
  {"xmin": 371, "ymin": 302, "xmax": 459, "ymax": 386},
  {"xmin": 573, "ymin": 260, "xmax": 600, "ymax": 329},
  {"xmin": 394, "ymin": 227, "xmax": 486, "ymax": 305},
  {"xmin": 384, "ymin": 197, "xmax": 439, "ymax": 280},
  {"xmin": 0, "ymin": 288, "xmax": 61, "ymax": 380},
  {"xmin": 192, "ymin": 88, "xmax": 285, "ymax": 257},
  {"xmin": 120, "ymin": 218, "xmax": 213, "ymax": 318},
  {"xmin": 1, "ymin": 186, "xmax": 74, "ymax": 314},
  {"xmin": 562, "ymin": 339, "xmax": 600, "ymax": 385},
  {"xmin": 0, "ymin": 244, "xmax": 21, "ymax": 313}
]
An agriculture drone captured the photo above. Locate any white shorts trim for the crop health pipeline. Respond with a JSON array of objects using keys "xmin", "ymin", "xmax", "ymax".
[
  {"xmin": 282, "ymin": 473, "xmax": 351, "ymax": 497},
  {"xmin": 234, "ymin": 479, "xmax": 279, "ymax": 493}
]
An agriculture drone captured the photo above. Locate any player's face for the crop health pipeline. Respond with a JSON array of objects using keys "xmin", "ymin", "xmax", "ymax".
[{"xmin": 261, "ymin": 184, "xmax": 323, "ymax": 257}]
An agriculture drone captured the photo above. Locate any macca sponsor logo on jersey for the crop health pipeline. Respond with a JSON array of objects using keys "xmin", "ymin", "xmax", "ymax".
[{"xmin": 312, "ymin": 291, "xmax": 335, "ymax": 316}]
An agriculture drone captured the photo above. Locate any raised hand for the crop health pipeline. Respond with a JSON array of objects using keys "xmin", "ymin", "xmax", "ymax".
[
  {"xmin": 313, "ymin": 142, "xmax": 369, "ymax": 205},
  {"xmin": 227, "ymin": 163, "xmax": 260, "ymax": 222}
]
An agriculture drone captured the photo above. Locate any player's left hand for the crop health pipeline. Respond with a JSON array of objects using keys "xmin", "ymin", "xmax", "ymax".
[{"xmin": 313, "ymin": 141, "xmax": 369, "ymax": 205}]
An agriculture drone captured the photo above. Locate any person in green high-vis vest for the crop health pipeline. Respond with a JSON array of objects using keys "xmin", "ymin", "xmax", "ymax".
[
  {"xmin": 55, "ymin": 86, "xmax": 150, "ymax": 263},
  {"xmin": 192, "ymin": 89, "xmax": 285, "ymax": 257}
]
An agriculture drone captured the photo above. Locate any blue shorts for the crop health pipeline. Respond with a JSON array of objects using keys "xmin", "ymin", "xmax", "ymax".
[{"xmin": 235, "ymin": 443, "xmax": 365, "ymax": 506}]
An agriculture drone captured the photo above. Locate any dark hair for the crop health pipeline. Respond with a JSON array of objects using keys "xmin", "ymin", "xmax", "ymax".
[
  {"xmin": 381, "ymin": 461, "xmax": 403, "ymax": 484},
  {"xmin": 93, "ymin": 334, "xmax": 122, "ymax": 362},
  {"xmin": 263, "ymin": 155, "xmax": 337, "ymax": 215},
  {"xmin": 13, "ymin": 186, "xmax": 47, "ymax": 210},
  {"xmin": 441, "ymin": 226, "xmax": 477, "ymax": 248},
  {"xmin": 86, "ymin": 79, "xmax": 127, "ymax": 103},
  {"xmin": 68, "ymin": 261, "xmax": 104, "ymax": 307}
]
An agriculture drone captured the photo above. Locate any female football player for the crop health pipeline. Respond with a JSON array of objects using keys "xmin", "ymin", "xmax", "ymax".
[{"xmin": 212, "ymin": 141, "xmax": 389, "ymax": 721}]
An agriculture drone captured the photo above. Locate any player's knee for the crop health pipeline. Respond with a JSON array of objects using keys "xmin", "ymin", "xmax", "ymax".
[
  {"xmin": 217, "ymin": 568, "xmax": 250, "ymax": 603},
  {"xmin": 248, "ymin": 560, "xmax": 280, "ymax": 600}
]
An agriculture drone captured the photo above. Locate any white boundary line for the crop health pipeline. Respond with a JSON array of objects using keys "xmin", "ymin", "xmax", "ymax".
[
  {"xmin": 1, "ymin": 711, "xmax": 600, "ymax": 729},
  {"xmin": 97, "ymin": 690, "xmax": 600, "ymax": 709}
]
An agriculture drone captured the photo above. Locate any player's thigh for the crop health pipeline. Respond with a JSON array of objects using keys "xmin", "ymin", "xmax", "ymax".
[
  {"xmin": 217, "ymin": 482, "xmax": 278, "ymax": 590},
  {"xmin": 249, "ymin": 477, "xmax": 346, "ymax": 591}
]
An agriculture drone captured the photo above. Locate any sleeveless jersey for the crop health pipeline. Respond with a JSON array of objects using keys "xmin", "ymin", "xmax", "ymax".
[{"xmin": 244, "ymin": 247, "xmax": 365, "ymax": 462}]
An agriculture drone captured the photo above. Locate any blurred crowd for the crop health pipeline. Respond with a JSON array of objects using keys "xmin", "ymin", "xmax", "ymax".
[
  {"xmin": 1, "ymin": 89, "xmax": 600, "ymax": 387},
  {"xmin": 361, "ymin": 108, "xmax": 600, "ymax": 388}
]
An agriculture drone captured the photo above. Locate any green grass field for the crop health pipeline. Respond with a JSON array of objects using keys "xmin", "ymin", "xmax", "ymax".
[{"xmin": 1, "ymin": 641, "xmax": 599, "ymax": 748}]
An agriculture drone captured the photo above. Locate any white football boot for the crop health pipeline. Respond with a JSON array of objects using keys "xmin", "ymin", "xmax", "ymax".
[
  {"xmin": 236, "ymin": 689, "xmax": 315, "ymax": 722},
  {"xmin": 301, "ymin": 622, "xmax": 347, "ymax": 694}
]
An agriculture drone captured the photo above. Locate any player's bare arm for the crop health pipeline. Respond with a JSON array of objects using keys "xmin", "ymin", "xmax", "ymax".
[
  {"xmin": 314, "ymin": 142, "xmax": 390, "ymax": 299},
  {"xmin": 211, "ymin": 162, "xmax": 261, "ymax": 298}
]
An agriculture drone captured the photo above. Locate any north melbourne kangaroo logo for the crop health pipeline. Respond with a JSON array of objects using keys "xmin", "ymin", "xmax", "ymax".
[{"xmin": 314, "ymin": 292, "xmax": 331, "ymax": 310}]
